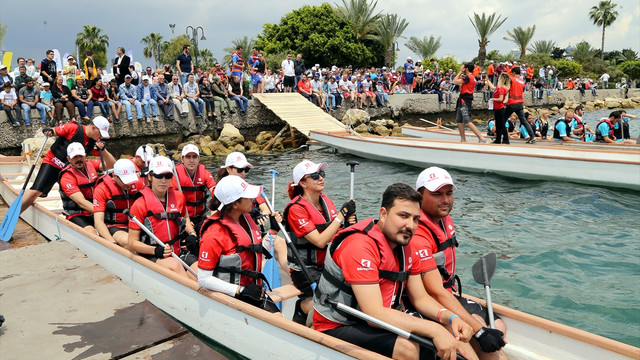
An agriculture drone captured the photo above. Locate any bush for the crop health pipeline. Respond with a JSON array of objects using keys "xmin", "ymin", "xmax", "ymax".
[
  {"xmin": 520, "ymin": 53, "xmax": 553, "ymax": 69},
  {"xmin": 555, "ymin": 59, "xmax": 582, "ymax": 79},
  {"xmin": 618, "ymin": 61, "xmax": 640, "ymax": 81},
  {"xmin": 435, "ymin": 56, "xmax": 461, "ymax": 73}
]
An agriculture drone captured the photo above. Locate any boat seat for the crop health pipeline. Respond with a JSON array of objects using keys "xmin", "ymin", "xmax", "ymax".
[{"xmin": 267, "ymin": 284, "xmax": 302, "ymax": 303}]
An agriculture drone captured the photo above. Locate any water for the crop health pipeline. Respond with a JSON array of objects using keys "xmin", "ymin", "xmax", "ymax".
[{"xmin": 199, "ymin": 107, "xmax": 640, "ymax": 349}]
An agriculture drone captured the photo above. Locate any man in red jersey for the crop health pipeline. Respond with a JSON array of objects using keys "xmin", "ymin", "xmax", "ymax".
[
  {"xmin": 313, "ymin": 183, "xmax": 475, "ymax": 360},
  {"xmin": 505, "ymin": 66, "xmax": 536, "ymax": 143},
  {"xmin": 452, "ymin": 62, "xmax": 485, "ymax": 142},
  {"xmin": 412, "ymin": 167, "xmax": 507, "ymax": 360}
]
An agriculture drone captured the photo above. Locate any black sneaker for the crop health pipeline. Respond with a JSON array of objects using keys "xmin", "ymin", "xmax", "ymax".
[
  {"xmin": 292, "ymin": 299, "xmax": 307, "ymax": 325},
  {"xmin": 11, "ymin": 121, "xmax": 19, "ymax": 127}
]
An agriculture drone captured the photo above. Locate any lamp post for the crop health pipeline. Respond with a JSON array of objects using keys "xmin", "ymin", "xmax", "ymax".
[
  {"xmin": 185, "ymin": 26, "xmax": 206, "ymax": 67},
  {"xmin": 391, "ymin": 41, "xmax": 400, "ymax": 70},
  {"xmin": 169, "ymin": 24, "xmax": 175, "ymax": 34}
]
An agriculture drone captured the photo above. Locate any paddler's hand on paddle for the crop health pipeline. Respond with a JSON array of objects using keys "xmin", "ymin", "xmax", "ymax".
[
  {"xmin": 474, "ymin": 327, "xmax": 505, "ymax": 352},
  {"xmin": 340, "ymin": 200, "xmax": 357, "ymax": 224},
  {"xmin": 432, "ymin": 326, "xmax": 459, "ymax": 360},
  {"xmin": 450, "ymin": 315, "xmax": 474, "ymax": 342},
  {"xmin": 235, "ymin": 284, "xmax": 265, "ymax": 302},
  {"xmin": 154, "ymin": 244, "xmax": 171, "ymax": 259},
  {"xmin": 184, "ymin": 234, "xmax": 199, "ymax": 255},
  {"xmin": 42, "ymin": 128, "xmax": 54, "ymax": 137},
  {"xmin": 269, "ymin": 212, "xmax": 282, "ymax": 231},
  {"xmin": 95, "ymin": 141, "xmax": 106, "ymax": 150}
]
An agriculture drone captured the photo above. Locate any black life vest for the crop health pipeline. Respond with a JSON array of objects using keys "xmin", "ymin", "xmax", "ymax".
[
  {"xmin": 50, "ymin": 124, "xmax": 96, "ymax": 167},
  {"xmin": 595, "ymin": 119, "xmax": 615, "ymax": 142},
  {"xmin": 553, "ymin": 119, "xmax": 570, "ymax": 140}
]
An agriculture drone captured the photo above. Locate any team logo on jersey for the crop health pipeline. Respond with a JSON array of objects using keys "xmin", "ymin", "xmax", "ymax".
[
  {"xmin": 357, "ymin": 259, "xmax": 374, "ymax": 271},
  {"xmin": 297, "ymin": 218, "xmax": 309, "ymax": 228},
  {"xmin": 66, "ymin": 184, "xmax": 73, "ymax": 189},
  {"xmin": 201, "ymin": 251, "xmax": 209, "ymax": 259},
  {"xmin": 418, "ymin": 249, "xmax": 429, "ymax": 258},
  {"xmin": 448, "ymin": 224, "xmax": 453, "ymax": 230},
  {"xmin": 170, "ymin": 204, "xmax": 175, "ymax": 209}
]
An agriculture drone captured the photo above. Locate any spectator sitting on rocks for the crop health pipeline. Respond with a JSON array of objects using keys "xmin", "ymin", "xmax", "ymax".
[
  {"xmin": 40, "ymin": 82, "xmax": 55, "ymax": 122},
  {"xmin": 119, "ymin": 74, "xmax": 143, "ymax": 121},
  {"xmin": 26, "ymin": 58, "xmax": 38, "ymax": 79},
  {"xmin": 72, "ymin": 76, "xmax": 94, "ymax": 123},
  {"xmin": 211, "ymin": 75, "xmax": 235, "ymax": 115},
  {"xmin": 1, "ymin": 82, "xmax": 21, "ymax": 126},
  {"xmin": 170, "ymin": 75, "xmax": 189, "ymax": 117},
  {"xmin": 90, "ymin": 78, "xmax": 110, "ymax": 121},
  {"xmin": 63, "ymin": 56, "xmax": 78, "ymax": 89},
  {"xmin": 137, "ymin": 76, "xmax": 159, "ymax": 122},
  {"xmin": 106, "ymin": 78, "xmax": 122, "ymax": 123},
  {"xmin": 19, "ymin": 77, "xmax": 47, "ymax": 128},
  {"xmin": 155, "ymin": 75, "xmax": 174, "ymax": 120},
  {"xmin": 14, "ymin": 65, "xmax": 29, "ymax": 93},
  {"xmin": 228, "ymin": 74, "xmax": 248, "ymax": 115},
  {"xmin": 184, "ymin": 74, "xmax": 204, "ymax": 118},
  {"xmin": 0, "ymin": 65, "xmax": 13, "ymax": 87},
  {"xmin": 52, "ymin": 75, "xmax": 76, "ymax": 124}
]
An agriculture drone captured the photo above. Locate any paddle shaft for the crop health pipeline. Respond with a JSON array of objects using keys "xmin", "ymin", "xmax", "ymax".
[
  {"xmin": 321, "ymin": 296, "xmax": 465, "ymax": 360},
  {"xmin": 346, "ymin": 161, "xmax": 359, "ymax": 200},
  {"xmin": 21, "ymin": 136, "xmax": 49, "ymax": 192},
  {"xmin": 261, "ymin": 192, "xmax": 316, "ymax": 291},
  {"xmin": 268, "ymin": 170, "xmax": 279, "ymax": 208},
  {"xmin": 98, "ymin": 148, "xmax": 107, "ymax": 174},
  {"xmin": 167, "ymin": 152, "xmax": 191, "ymax": 223},
  {"xmin": 419, "ymin": 118, "xmax": 457, "ymax": 132},
  {"xmin": 481, "ymin": 257, "xmax": 496, "ymax": 329},
  {"xmin": 125, "ymin": 210, "xmax": 197, "ymax": 277}
]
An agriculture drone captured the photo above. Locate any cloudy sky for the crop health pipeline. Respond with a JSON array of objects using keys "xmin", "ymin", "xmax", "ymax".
[{"xmin": 1, "ymin": 0, "xmax": 638, "ymax": 70}]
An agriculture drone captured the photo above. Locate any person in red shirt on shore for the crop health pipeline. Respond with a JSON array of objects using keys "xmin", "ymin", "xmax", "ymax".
[
  {"xmin": 58, "ymin": 142, "xmax": 104, "ymax": 231},
  {"xmin": 525, "ymin": 65, "xmax": 534, "ymax": 88},
  {"xmin": 197, "ymin": 175, "xmax": 280, "ymax": 313},
  {"xmin": 412, "ymin": 167, "xmax": 507, "ymax": 360},
  {"xmin": 313, "ymin": 183, "xmax": 474, "ymax": 360},
  {"xmin": 487, "ymin": 61, "xmax": 495, "ymax": 86},
  {"xmin": 283, "ymin": 159, "xmax": 356, "ymax": 325},
  {"xmin": 505, "ymin": 67, "xmax": 537, "ymax": 143},
  {"xmin": 93, "ymin": 159, "xmax": 145, "ymax": 246},
  {"xmin": 21, "ymin": 116, "xmax": 113, "ymax": 214},
  {"xmin": 452, "ymin": 63, "xmax": 486, "ymax": 142},
  {"xmin": 126, "ymin": 156, "xmax": 196, "ymax": 280}
]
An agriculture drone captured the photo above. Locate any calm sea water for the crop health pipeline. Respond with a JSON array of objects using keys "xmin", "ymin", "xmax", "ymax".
[{"xmin": 199, "ymin": 108, "xmax": 640, "ymax": 349}]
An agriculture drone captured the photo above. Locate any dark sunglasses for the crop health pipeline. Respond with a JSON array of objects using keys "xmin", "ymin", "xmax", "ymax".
[
  {"xmin": 231, "ymin": 166, "xmax": 250, "ymax": 174},
  {"xmin": 151, "ymin": 172, "xmax": 173, "ymax": 180},
  {"xmin": 307, "ymin": 171, "xmax": 325, "ymax": 180}
]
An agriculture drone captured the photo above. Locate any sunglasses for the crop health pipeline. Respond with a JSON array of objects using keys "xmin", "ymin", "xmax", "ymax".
[
  {"xmin": 307, "ymin": 171, "xmax": 325, "ymax": 180},
  {"xmin": 151, "ymin": 172, "xmax": 173, "ymax": 180},
  {"xmin": 231, "ymin": 166, "xmax": 250, "ymax": 174}
]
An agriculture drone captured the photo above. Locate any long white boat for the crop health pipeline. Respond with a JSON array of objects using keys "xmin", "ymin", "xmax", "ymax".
[
  {"xmin": 310, "ymin": 130, "xmax": 640, "ymax": 190},
  {"xmin": 401, "ymin": 124, "xmax": 639, "ymax": 150},
  {"xmin": 1, "ymin": 157, "xmax": 638, "ymax": 360}
]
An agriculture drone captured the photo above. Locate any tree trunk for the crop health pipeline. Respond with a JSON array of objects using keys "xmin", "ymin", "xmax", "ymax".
[
  {"xmin": 601, "ymin": 25, "xmax": 606, "ymax": 60},
  {"xmin": 477, "ymin": 40, "xmax": 487, "ymax": 68},
  {"xmin": 385, "ymin": 46, "xmax": 392, "ymax": 68}
]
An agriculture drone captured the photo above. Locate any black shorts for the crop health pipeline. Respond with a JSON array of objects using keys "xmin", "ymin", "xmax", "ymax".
[
  {"xmin": 290, "ymin": 268, "xmax": 321, "ymax": 298},
  {"xmin": 30, "ymin": 163, "xmax": 63, "ymax": 196},
  {"xmin": 108, "ymin": 226, "xmax": 127, "ymax": 236},
  {"xmin": 457, "ymin": 296, "xmax": 502, "ymax": 324},
  {"xmin": 283, "ymin": 76, "xmax": 295, "ymax": 88},
  {"xmin": 69, "ymin": 215, "xmax": 94, "ymax": 228}
]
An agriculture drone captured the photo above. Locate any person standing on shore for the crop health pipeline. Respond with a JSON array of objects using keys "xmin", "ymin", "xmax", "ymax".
[
  {"xmin": 505, "ymin": 67, "xmax": 536, "ymax": 143},
  {"xmin": 452, "ymin": 62, "xmax": 485, "ymax": 143},
  {"xmin": 486, "ymin": 73, "xmax": 511, "ymax": 144},
  {"xmin": 281, "ymin": 53, "xmax": 296, "ymax": 93}
]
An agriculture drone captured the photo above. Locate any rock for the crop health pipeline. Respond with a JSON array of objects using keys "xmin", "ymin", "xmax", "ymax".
[
  {"xmin": 354, "ymin": 123, "xmax": 370, "ymax": 134},
  {"xmin": 245, "ymin": 141, "xmax": 259, "ymax": 153},
  {"xmin": 210, "ymin": 141, "xmax": 230, "ymax": 156},
  {"xmin": 551, "ymin": 106, "xmax": 559, "ymax": 114},
  {"xmin": 585, "ymin": 101, "xmax": 595, "ymax": 107},
  {"xmin": 255, "ymin": 131, "xmax": 274, "ymax": 146},
  {"xmin": 605, "ymin": 100, "xmax": 620, "ymax": 108},
  {"xmin": 391, "ymin": 126, "xmax": 403, "ymax": 137},
  {"xmin": 372, "ymin": 124, "xmax": 391, "ymax": 136},
  {"xmin": 594, "ymin": 100, "xmax": 605, "ymax": 106},
  {"xmin": 198, "ymin": 135, "xmax": 212, "ymax": 146},
  {"xmin": 234, "ymin": 144, "xmax": 245, "ymax": 152},
  {"xmin": 217, "ymin": 124, "xmax": 244, "ymax": 148},
  {"xmin": 342, "ymin": 109, "xmax": 370, "ymax": 126},
  {"xmin": 620, "ymin": 99, "xmax": 634, "ymax": 108},
  {"xmin": 200, "ymin": 145, "xmax": 212, "ymax": 156}
]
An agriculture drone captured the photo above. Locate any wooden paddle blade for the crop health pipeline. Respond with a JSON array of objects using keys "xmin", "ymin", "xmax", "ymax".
[
  {"xmin": 472, "ymin": 252, "xmax": 497, "ymax": 286},
  {"xmin": 0, "ymin": 190, "xmax": 25, "ymax": 241}
]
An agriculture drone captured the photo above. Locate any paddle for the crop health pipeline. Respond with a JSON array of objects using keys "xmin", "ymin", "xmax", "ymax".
[
  {"xmin": 319, "ymin": 295, "xmax": 466, "ymax": 360},
  {"xmin": 165, "ymin": 150, "xmax": 191, "ymax": 223},
  {"xmin": 1, "ymin": 136, "xmax": 49, "ymax": 242},
  {"xmin": 419, "ymin": 118, "xmax": 457, "ymax": 132},
  {"xmin": 98, "ymin": 147, "xmax": 107, "ymax": 175},
  {"xmin": 471, "ymin": 252, "xmax": 497, "ymax": 329},
  {"xmin": 123, "ymin": 209, "xmax": 197, "ymax": 277},
  {"xmin": 268, "ymin": 169, "xmax": 279, "ymax": 206},
  {"xmin": 261, "ymin": 190, "xmax": 316, "ymax": 291},
  {"xmin": 345, "ymin": 161, "xmax": 359, "ymax": 200},
  {"xmin": 262, "ymin": 177, "xmax": 282, "ymax": 310}
]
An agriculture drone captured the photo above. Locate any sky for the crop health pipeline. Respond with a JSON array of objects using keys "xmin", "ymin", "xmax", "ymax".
[{"xmin": 1, "ymin": 0, "xmax": 639, "ymax": 70}]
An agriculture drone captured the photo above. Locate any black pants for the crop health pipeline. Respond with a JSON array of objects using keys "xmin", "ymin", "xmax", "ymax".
[
  {"xmin": 493, "ymin": 108, "xmax": 509, "ymax": 144},
  {"xmin": 505, "ymin": 103, "xmax": 534, "ymax": 141}
]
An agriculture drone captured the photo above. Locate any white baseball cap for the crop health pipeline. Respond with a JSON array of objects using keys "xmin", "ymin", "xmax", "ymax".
[
  {"xmin": 113, "ymin": 159, "xmax": 139, "ymax": 184},
  {"xmin": 292, "ymin": 160, "xmax": 328, "ymax": 186},
  {"xmin": 142, "ymin": 75, "xmax": 151, "ymax": 82},
  {"xmin": 92, "ymin": 116, "xmax": 110, "ymax": 139},
  {"xmin": 135, "ymin": 145, "xmax": 155, "ymax": 164},
  {"xmin": 221, "ymin": 152, "xmax": 253, "ymax": 169},
  {"xmin": 416, "ymin": 167, "xmax": 457, "ymax": 192},
  {"xmin": 67, "ymin": 142, "xmax": 86, "ymax": 158},
  {"xmin": 407, "ymin": 56, "xmax": 412, "ymax": 60},
  {"xmin": 181, "ymin": 144, "xmax": 200, "ymax": 157},
  {"xmin": 149, "ymin": 156, "xmax": 174, "ymax": 175},
  {"xmin": 214, "ymin": 175, "xmax": 261, "ymax": 210}
]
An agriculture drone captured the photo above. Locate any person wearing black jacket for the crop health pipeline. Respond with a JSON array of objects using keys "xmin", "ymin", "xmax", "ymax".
[
  {"xmin": 113, "ymin": 47, "xmax": 131, "ymax": 86},
  {"xmin": 293, "ymin": 53, "xmax": 306, "ymax": 91}
]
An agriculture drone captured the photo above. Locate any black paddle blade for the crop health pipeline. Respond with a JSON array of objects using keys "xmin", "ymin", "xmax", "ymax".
[{"xmin": 472, "ymin": 253, "xmax": 497, "ymax": 286}]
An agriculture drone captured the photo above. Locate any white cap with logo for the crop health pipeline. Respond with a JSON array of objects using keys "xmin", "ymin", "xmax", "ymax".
[
  {"xmin": 416, "ymin": 167, "xmax": 457, "ymax": 192},
  {"xmin": 181, "ymin": 144, "xmax": 200, "ymax": 157},
  {"xmin": 113, "ymin": 159, "xmax": 139, "ymax": 184},
  {"xmin": 292, "ymin": 160, "xmax": 328, "ymax": 186},
  {"xmin": 221, "ymin": 152, "xmax": 253, "ymax": 169},
  {"xmin": 214, "ymin": 175, "xmax": 261, "ymax": 210},
  {"xmin": 67, "ymin": 142, "xmax": 86, "ymax": 158},
  {"xmin": 149, "ymin": 156, "xmax": 174, "ymax": 175},
  {"xmin": 92, "ymin": 116, "xmax": 110, "ymax": 139},
  {"xmin": 135, "ymin": 145, "xmax": 155, "ymax": 165}
]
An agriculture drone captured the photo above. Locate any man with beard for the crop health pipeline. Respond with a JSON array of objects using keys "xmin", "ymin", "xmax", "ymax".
[{"xmin": 313, "ymin": 183, "xmax": 474, "ymax": 360}]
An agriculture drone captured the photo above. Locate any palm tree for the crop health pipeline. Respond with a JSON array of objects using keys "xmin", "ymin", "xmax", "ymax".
[
  {"xmin": 334, "ymin": 0, "xmax": 382, "ymax": 42},
  {"xmin": 504, "ymin": 25, "xmax": 536, "ymax": 58},
  {"xmin": 570, "ymin": 41, "xmax": 598, "ymax": 63},
  {"xmin": 222, "ymin": 37, "xmax": 255, "ymax": 67},
  {"xmin": 0, "ymin": 23, "xmax": 8, "ymax": 49},
  {"xmin": 371, "ymin": 14, "xmax": 409, "ymax": 68},
  {"xmin": 468, "ymin": 12, "xmax": 507, "ymax": 67},
  {"xmin": 75, "ymin": 25, "xmax": 109, "ymax": 59},
  {"xmin": 405, "ymin": 35, "xmax": 442, "ymax": 61},
  {"xmin": 198, "ymin": 49, "xmax": 217, "ymax": 69},
  {"xmin": 528, "ymin": 40, "xmax": 556, "ymax": 55},
  {"xmin": 141, "ymin": 33, "xmax": 163, "ymax": 69},
  {"xmin": 589, "ymin": 0, "xmax": 619, "ymax": 60}
]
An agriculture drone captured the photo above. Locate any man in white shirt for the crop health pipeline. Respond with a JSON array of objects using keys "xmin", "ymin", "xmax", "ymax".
[
  {"xmin": 599, "ymin": 72, "xmax": 610, "ymax": 89},
  {"xmin": 280, "ymin": 53, "xmax": 296, "ymax": 93}
]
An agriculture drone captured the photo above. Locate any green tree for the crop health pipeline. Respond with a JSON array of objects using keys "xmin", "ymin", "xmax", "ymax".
[
  {"xmin": 485, "ymin": 49, "xmax": 509, "ymax": 63},
  {"xmin": 198, "ymin": 49, "xmax": 216, "ymax": 69},
  {"xmin": 620, "ymin": 48, "xmax": 639, "ymax": 62},
  {"xmin": 435, "ymin": 56, "xmax": 461, "ymax": 74},
  {"xmin": 528, "ymin": 40, "xmax": 556, "ymax": 56},
  {"xmin": 333, "ymin": 0, "xmax": 382, "ymax": 42},
  {"xmin": 520, "ymin": 53, "xmax": 553, "ymax": 70},
  {"xmin": 589, "ymin": 0, "xmax": 618, "ymax": 60},
  {"xmin": 468, "ymin": 12, "xmax": 507, "ymax": 68},
  {"xmin": 222, "ymin": 36, "xmax": 255, "ymax": 67},
  {"xmin": 159, "ymin": 36, "xmax": 191, "ymax": 69},
  {"xmin": 550, "ymin": 47, "xmax": 566, "ymax": 60},
  {"xmin": 570, "ymin": 41, "xmax": 598, "ymax": 64},
  {"xmin": 618, "ymin": 61, "xmax": 640, "ymax": 80},
  {"xmin": 372, "ymin": 14, "xmax": 409, "ymax": 68},
  {"xmin": 141, "ymin": 33, "xmax": 163, "ymax": 69},
  {"xmin": 555, "ymin": 59, "xmax": 583, "ymax": 79},
  {"xmin": 256, "ymin": 4, "xmax": 382, "ymax": 68},
  {"xmin": 405, "ymin": 35, "xmax": 442, "ymax": 63},
  {"xmin": 504, "ymin": 25, "xmax": 536, "ymax": 58},
  {"xmin": 0, "ymin": 23, "xmax": 7, "ymax": 49},
  {"xmin": 75, "ymin": 25, "xmax": 110, "ymax": 68}
]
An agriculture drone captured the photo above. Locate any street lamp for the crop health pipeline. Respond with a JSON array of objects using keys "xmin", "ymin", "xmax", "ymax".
[
  {"xmin": 391, "ymin": 41, "xmax": 400, "ymax": 69},
  {"xmin": 186, "ymin": 26, "xmax": 206, "ymax": 67},
  {"xmin": 169, "ymin": 24, "xmax": 175, "ymax": 34}
]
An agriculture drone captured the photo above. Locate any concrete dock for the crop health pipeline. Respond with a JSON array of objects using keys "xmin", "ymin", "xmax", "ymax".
[{"xmin": 0, "ymin": 199, "xmax": 229, "ymax": 359}]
